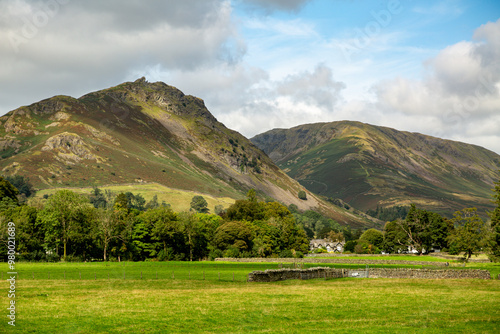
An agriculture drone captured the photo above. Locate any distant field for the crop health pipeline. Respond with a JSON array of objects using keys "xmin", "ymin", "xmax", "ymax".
[
  {"xmin": 1, "ymin": 261, "xmax": 498, "ymax": 333},
  {"xmin": 315, "ymin": 255, "xmax": 451, "ymax": 262},
  {"xmin": 35, "ymin": 182, "xmax": 236, "ymax": 213}
]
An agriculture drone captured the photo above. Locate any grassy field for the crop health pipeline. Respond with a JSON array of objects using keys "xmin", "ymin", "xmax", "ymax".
[
  {"xmin": 314, "ymin": 255, "xmax": 452, "ymax": 262},
  {"xmin": 1, "ymin": 261, "xmax": 499, "ymax": 333},
  {"xmin": 35, "ymin": 182, "xmax": 236, "ymax": 213}
]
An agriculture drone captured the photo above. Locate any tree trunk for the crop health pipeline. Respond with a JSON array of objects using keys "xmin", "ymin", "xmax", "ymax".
[
  {"xmin": 189, "ymin": 234, "xmax": 193, "ymax": 262},
  {"xmin": 63, "ymin": 240, "xmax": 67, "ymax": 261},
  {"xmin": 104, "ymin": 242, "xmax": 108, "ymax": 262}
]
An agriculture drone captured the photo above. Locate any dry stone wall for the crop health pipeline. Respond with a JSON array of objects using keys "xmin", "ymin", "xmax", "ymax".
[
  {"xmin": 216, "ymin": 257, "xmax": 452, "ymax": 266},
  {"xmin": 247, "ymin": 267, "xmax": 491, "ymax": 282}
]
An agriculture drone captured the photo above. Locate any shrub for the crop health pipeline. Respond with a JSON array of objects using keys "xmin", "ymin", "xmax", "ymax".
[
  {"xmin": 279, "ymin": 249, "xmax": 294, "ymax": 258},
  {"xmin": 312, "ymin": 247, "xmax": 327, "ymax": 254},
  {"xmin": 344, "ymin": 240, "xmax": 357, "ymax": 253},
  {"xmin": 223, "ymin": 247, "xmax": 240, "ymax": 258},
  {"xmin": 298, "ymin": 190, "xmax": 307, "ymax": 200},
  {"xmin": 208, "ymin": 249, "xmax": 223, "ymax": 261}
]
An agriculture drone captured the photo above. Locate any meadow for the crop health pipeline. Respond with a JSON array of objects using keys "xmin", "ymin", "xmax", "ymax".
[
  {"xmin": 36, "ymin": 183, "xmax": 236, "ymax": 213},
  {"xmin": 1, "ymin": 260, "xmax": 499, "ymax": 333}
]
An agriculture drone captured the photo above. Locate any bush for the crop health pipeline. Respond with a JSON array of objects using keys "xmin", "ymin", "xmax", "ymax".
[
  {"xmin": 279, "ymin": 249, "xmax": 294, "ymax": 258},
  {"xmin": 355, "ymin": 240, "xmax": 381, "ymax": 254},
  {"xmin": 208, "ymin": 249, "xmax": 223, "ymax": 261},
  {"xmin": 298, "ymin": 190, "xmax": 307, "ymax": 200},
  {"xmin": 223, "ymin": 247, "xmax": 240, "ymax": 258},
  {"xmin": 344, "ymin": 240, "xmax": 357, "ymax": 253}
]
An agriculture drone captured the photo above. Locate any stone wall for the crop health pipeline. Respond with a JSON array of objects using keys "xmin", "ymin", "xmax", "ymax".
[
  {"xmin": 368, "ymin": 268, "xmax": 491, "ymax": 279},
  {"xmin": 247, "ymin": 267, "xmax": 491, "ymax": 282},
  {"xmin": 248, "ymin": 267, "xmax": 346, "ymax": 282},
  {"xmin": 216, "ymin": 257, "xmax": 453, "ymax": 267}
]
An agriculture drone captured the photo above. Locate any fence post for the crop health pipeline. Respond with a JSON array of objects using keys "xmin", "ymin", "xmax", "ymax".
[
  {"xmin": 79, "ymin": 271, "xmax": 81, "ymax": 279},
  {"xmin": 32, "ymin": 272, "xmax": 34, "ymax": 280},
  {"xmin": 64, "ymin": 271, "xmax": 66, "ymax": 279}
]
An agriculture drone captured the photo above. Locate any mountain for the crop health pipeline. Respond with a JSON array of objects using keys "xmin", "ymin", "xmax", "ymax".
[
  {"xmin": 0, "ymin": 79, "xmax": 380, "ymax": 228},
  {"xmin": 251, "ymin": 121, "xmax": 500, "ymax": 218}
]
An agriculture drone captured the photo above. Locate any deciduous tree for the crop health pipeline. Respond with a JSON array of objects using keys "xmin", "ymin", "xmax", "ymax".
[
  {"xmin": 37, "ymin": 190, "xmax": 91, "ymax": 260},
  {"xmin": 190, "ymin": 195, "xmax": 209, "ymax": 213},
  {"xmin": 448, "ymin": 208, "xmax": 488, "ymax": 262}
]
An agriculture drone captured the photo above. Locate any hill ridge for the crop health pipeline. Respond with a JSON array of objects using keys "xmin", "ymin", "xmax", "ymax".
[{"xmin": 251, "ymin": 121, "xmax": 500, "ymax": 217}]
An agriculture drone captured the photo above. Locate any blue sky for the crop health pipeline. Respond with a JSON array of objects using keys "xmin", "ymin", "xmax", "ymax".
[{"xmin": 1, "ymin": 0, "xmax": 499, "ymax": 153}]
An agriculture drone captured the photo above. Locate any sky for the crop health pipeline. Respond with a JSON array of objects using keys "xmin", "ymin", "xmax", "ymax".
[{"xmin": 1, "ymin": 0, "xmax": 499, "ymax": 154}]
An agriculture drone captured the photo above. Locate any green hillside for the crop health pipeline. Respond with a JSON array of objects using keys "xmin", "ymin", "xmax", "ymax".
[{"xmin": 251, "ymin": 121, "xmax": 500, "ymax": 217}]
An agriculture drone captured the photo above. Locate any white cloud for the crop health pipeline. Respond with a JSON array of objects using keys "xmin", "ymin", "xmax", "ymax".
[{"xmin": 371, "ymin": 18, "xmax": 500, "ymax": 153}]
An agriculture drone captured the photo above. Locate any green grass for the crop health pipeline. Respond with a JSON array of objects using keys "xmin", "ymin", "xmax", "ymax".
[
  {"xmin": 0, "ymin": 262, "xmax": 498, "ymax": 333},
  {"xmin": 36, "ymin": 183, "xmax": 236, "ymax": 213},
  {"xmin": 318, "ymin": 255, "xmax": 451, "ymax": 262}
]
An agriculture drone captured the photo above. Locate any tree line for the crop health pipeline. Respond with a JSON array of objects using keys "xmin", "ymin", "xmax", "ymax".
[
  {"xmin": 0, "ymin": 174, "xmax": 499, "ymax": 263},
  {"xmin": 342, "ymin": 191, "xmax": 500, "ymax": 262}
]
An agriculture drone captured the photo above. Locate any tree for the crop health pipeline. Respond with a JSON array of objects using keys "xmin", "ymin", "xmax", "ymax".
[
  {"xmin": 8, "ymin": 206, "xmax": 43, "ymax": 257},
  {"xmin": 89, "ymin": 187, "xmax": 107, "ymax": 209},
  {"xmin": 125, "ymin": 192, "xmax": 145, "ymax": 211},
  {"xmin": 214, "ymin": 205, "xmax": 225, "ymax": 216},
  {"xmin": 37, "ymin": 190, "xmax": 91, "ymax": 260},
  {"xmin": 396, "ymin": 204, "xmax": 449, "ymax": 254},
  {"xmin": 93, "ymin": 208, "xmax": 128, "ymax": 261},
  {"xmin": 4, "ymin": 175, "xmax": 35, "ymax": 198},
  {"xmin": 382, "ymin": 220, "xmax": 408, "ymax": 253},
  {"xmin": 142, "ymin": 207, "xmax": 182, "ymax": 258},
  {"xmin": 114, "ymin": 193, "xmax": 129, "ymax": 212},
  {"xmin": 447, "ymin": 208, "xmax": 488, "ymax": 262},
  {"xmin": 190, "ymin": 195, "xmax": 209, "ymax": 213},
  {"xmin": 326, "ymin": 230, "xmax": 344, "ymax": 242},
  {"xmin": 0, "ymin": 177, "xmax": 19, "ymax": 208},
  {"xmin": 344, "ymin": 240, "xmax": 357, "ymax": 253},
  {"xmin": 298, "ymin": 190, "xmax": 307, "ymax": 200},
  {"xmin": 145, "ymin": 195, "xmax": 159, "ymax": 210},
  {"xmin": 488, "ymin": 176, "xmax": 500, "ymax": 262},
  {"xmin": 360, "ymin": 228, "xmax": 384, "ymax": 249},
  {"xmin": 213, "ymin": 221, "xmax": 253, "ymax": 255}
]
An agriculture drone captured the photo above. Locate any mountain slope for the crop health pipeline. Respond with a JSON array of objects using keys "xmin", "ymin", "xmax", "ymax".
[
  {"xmin": 251, "ymin": 121, "xmax": 500, "ymax": 217},
  {"xmin": 0, "ymin": 79, "xmax": 380, "ymax": 228}
]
